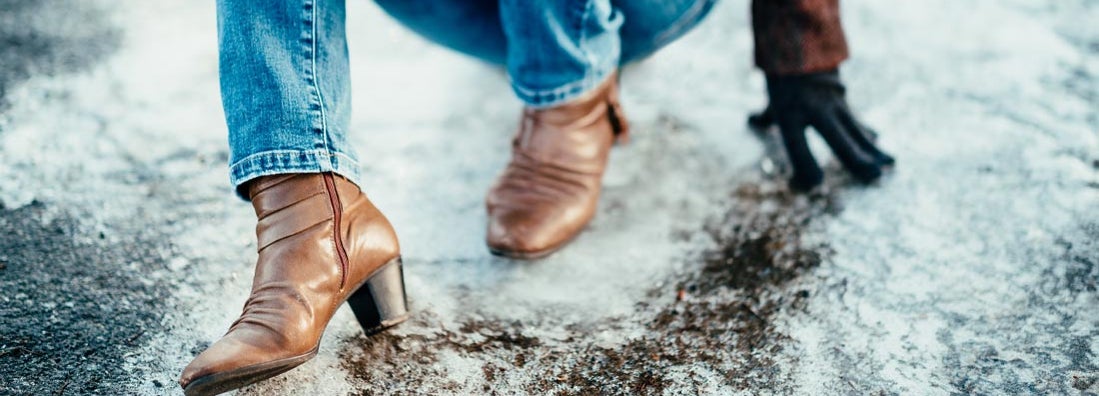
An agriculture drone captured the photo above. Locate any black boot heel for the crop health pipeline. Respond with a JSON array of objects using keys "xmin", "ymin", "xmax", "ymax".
[{"xmin": 346, "ymin": 258, "xmax": 409, "ymax": 335}]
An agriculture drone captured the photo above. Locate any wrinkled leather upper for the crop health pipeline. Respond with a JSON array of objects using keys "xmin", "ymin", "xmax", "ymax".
[
  {"xmin": 486, "ymin": 76, "xmax": 628, "ymax": 255},
  {"xmin": 180, "ymin": 173, "xmax": 398, "ymax": 387}
]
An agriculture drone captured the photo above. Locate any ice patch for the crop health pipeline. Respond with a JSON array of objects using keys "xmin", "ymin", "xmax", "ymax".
[{"xmin": 0, "ymin": 0, "xmax": 1095, "ymax": 394}]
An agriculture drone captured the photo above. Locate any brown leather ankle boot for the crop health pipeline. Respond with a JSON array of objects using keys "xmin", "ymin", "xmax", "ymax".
[
  {"xmin": 485, "ymin": 74, "xmax": 630, "ymax": 259},
  {"xmin": 179, "ymin": 173, "xmax": 408, "ymax": 395}
]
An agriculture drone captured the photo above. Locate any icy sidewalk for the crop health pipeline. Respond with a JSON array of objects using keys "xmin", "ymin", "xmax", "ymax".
[{"xmin": 0, "ymin": 0, "xmax": 1095, "ymax": 395}]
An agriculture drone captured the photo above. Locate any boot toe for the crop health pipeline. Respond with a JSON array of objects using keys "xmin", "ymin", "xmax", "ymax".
[
  {"xmin": 179, "ymin": 334, "xmax": 310, "ymax": 393},
  {"xmin": 487, "ymin": 211, "xmax": 548, "ymax": 254},
  {"xmin": 180, "ymin": 338, "xmax": 262, "ymax": 389},
  {"xmin": 486, "ymin": 208, "xmax": 578, "ymax": 257}
]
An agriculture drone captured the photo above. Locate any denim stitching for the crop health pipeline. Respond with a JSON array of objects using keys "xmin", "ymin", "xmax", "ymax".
[
  {"xmin": 305, "ymin": 0, "xmax": 332, "ymax": 164},
  {"xmin": 510, "ymin": 77, "xmax": 600, "ymax": 107},
  {"xmin": 510, "ymin": 67, "xmax": 614, "ymax": 107},
  {"xmin": 229, "ymin": 150, "xmax": 362, "ymax": 192},
  {"xmin": 510, "ymin": 0, "xmax": 617, "ymax": 107},
  {"xmin": 230, "ymin": 149, "xmax": 357, "ymax": 168},
  {"xmin": 510, "ymin": 75, "xmax": 597, "ymax": 97},
  {"xmin": 579, "ymin": 0, "xmax": 594, "ymax": 83}
]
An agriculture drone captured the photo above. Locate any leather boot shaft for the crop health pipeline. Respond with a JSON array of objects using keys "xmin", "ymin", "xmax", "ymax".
[
  {"xmin": 486, "ymin": 74, "xmax": 628, "ymax": 258},
  {"xmin": 180, "ymin": 173, "xmax": 406, "ymax": 395}
]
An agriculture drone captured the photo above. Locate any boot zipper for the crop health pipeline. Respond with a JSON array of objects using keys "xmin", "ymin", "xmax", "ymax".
[{"xmin": 323, "ymin": 173, "xmax": 350, "ymax": 290}]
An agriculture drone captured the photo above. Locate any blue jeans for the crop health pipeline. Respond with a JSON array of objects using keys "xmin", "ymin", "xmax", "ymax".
[{"xmin": 217, "ymin": 0, "xmax": 716, "ymax": 196}]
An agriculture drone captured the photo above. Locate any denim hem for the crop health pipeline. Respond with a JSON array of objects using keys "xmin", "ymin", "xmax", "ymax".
[
  {"xmin": 509, "ymin": 61, "xmax": 618, "ymax": 108},
  {"xmin": 228, "ymin": 149, "xmax": 362, "ymax": 200}
]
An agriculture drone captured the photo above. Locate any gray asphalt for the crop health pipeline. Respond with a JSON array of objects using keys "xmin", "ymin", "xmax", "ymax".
[
  {"xmin": 0, "ymin": 1, "xmax": 1096, "ymax": 395},
  {"xmin": 0, "ymin": 1, "xmax": 168, "ymax": 394}
]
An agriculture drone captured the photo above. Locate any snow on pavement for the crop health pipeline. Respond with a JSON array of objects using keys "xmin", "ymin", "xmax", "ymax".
[{"xmin": 0, "ymin": 0, "xmax": 1095, "ymax": 394}]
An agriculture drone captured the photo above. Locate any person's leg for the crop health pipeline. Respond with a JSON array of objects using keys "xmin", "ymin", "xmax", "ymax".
[
  {"xmin": 370, "ymin": 0, "xmax": 716, "ymax": 258},
  {"xmin": 498, "ymin": 0, "xmax": 623, "ymax": 108},
  {"xmin": 373, "ymin": 0, "xmax": 506, "ymax": 65},
  {"xmin": 181, "ymin": 1, "xmax": 408, "ymax": 394},
  {"xmin": 484, "ymin": 0, "xmax": 720, "ymax": 258},
  {"xmin": 482, "ymin": 1, "xmax": 626, "ymax": 258},
  {"xmin": 220, "ymin": 0, "xmax": 358, "ymax": 198},
  {"xmin": 377, "ymin": 0, "xmax": 656, "ymax": 106}
]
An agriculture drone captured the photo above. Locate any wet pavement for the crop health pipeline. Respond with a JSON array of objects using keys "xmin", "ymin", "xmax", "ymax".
[{"xmin": 0, "ymin": 1, "xmax": 1096, "ymax": 395}]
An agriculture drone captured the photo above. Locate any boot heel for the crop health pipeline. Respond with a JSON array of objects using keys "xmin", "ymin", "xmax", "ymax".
[{"xmin": 346, "ymin": 258, "xmax": 409, "ymax": 336}]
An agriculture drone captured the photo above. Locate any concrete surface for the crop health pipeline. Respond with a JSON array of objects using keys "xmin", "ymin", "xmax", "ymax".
[{"xmin": 0, "ymin": 0, "xmax": 1096, "ymax": 395}]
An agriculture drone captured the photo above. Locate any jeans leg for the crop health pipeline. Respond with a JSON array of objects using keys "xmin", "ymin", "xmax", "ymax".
[
  {"xmin": 375, "ymin": 0, "xmax": 713, "ymax": 108},
  {"xmin": 615, "ymin": 0, "xmax": 717, "ymax": 63},
  {"xmin": 374, "ymin": 0, "xmax": 506, "ymax": 65},
  {"xmin": 498, "ymin": 0, "xmax": 624, "ymax": 108},
  {"xmin": 218, "ymin": 0, "xmax": 358, "ymax": 199}
]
